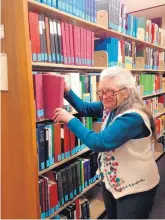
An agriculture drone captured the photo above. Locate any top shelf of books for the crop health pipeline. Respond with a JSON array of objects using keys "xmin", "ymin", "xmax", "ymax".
[{"xmin": 28, "ymin": 0, "xmax": 165, "ymax": 51}]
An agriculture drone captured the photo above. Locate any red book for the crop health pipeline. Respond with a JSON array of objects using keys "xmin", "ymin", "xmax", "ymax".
[
  {"xmin": 83, "ymin": 29, "xmax": 87, "ymax": 66},
  {"xmin": 76, "ymin": 199, "xmax": 81, "ymax": 219},
  {"xmin": 73, "ymin": 26, "xmax": 79, "ymax": 65},
  {"xmin": 151, "ymin": 23, "xmax": 155, "ymax": 44},
  {"xmin": 69, "ymin": 24, "xmax": 74, "ymax": 65},
  {"xmin": 64, "ymin": 124, "xmax": 70, "ymax": 157},
  {"xmin": 43, "ymin": 74, "xmax": 64, "ymax": 119},
  {"xmin": 61, "ymin": 22, "xmax": 67, "ymax": 64},
  {"xmin": 91, "ymin": 32, "xmax": 94, "ymax": 66},
  {"xmin": 69, "ymin": 130, "xmax": 75, "ymax": 155},
  {"xmin": 64, "ymin": 23, "xmax": 71, "ymax": 65},
  {"xmin": 158, "ymin": 96, "xmax": 164, "ymax": 105},
  {"xmin": 28, "ymin": 12, "xmax": 37, "ymax": 61},
  {"xmin": 34, "ymin": 13, "xmax": 41, "ymax": 62},
  {"xmin": 33, "ymin": 74, "xmax": 44, "ymax": 120},
  {"xmin": 53, "ymin": 123, "xmax": 61, "ymax": 162},
  {"xmin": 86, "ymin": 30, "xmax": 91, "ymax": 66},
  {"xmin": 77, "ymin": 27, "xmax": 81, "ymax": 65},
  {"xmin": 49, "ymin": 181, "xmax": 58, "ymax": 210},
  {"xmin": 80, "ymin": 28, "xmax": 84, "ymax": 66}
]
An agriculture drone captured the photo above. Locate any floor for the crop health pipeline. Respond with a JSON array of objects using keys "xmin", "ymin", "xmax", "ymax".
[{"xmin": 149, "ymin": 154, "xmax": 165, "ymax": 219}]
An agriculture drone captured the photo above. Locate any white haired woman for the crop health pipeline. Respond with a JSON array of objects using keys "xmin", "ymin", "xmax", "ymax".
[{"xmin": 53, "ymin": 67, "xmax": 160, "ymax": 219}]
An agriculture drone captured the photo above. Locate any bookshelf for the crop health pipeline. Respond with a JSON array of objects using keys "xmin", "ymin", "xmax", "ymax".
[
  {"xmin": 28, "ymin": 0, "xmax": 165, "ymax": 51},
  {"xmin": 2, "ymin": 0, "xmax": 165, "ymax": 219},
  {"xmin": 48, "ymin": 179, "xmax": 101, "ymax": 219},
  {"xmin": 142, "ymin": 91, "xmax": 165, "ymax": 99},
  {"xmin": 32, "ymin": 62, "xmax": 165, "ymax": 73}
]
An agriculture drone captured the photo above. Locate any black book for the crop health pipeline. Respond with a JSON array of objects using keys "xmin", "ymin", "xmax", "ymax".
[
  {"xmin": 36, "ymin": 124, "xmax": 45, "ymax": 171},
  {"xmin": 53, "ymin": 20, "xmax": 60, "ymax": 63},
  {"xmin": 61, "ymin": 168, "xmax": 68, "ymax": 203},
  {"xmin": 65, "ymin": 165, "xmax": 74, "ymax": 200},
  {"xmin": 71, "ymin": 163, "xmax": 77, "ymax": 197},
  {"xmin": 60, "ymin": 207, "xmax": 72, "ymax": 219},
  {"xmin": 80, "ymin": 199, "xmax": 88, "ymax": 219},
  {"xmin": 75, "ymin": 161, "xmax": 82, "ymax": 194},
  {"xmin": 44, "ymin": 127, "xmax": 49, "ymax": 168},
  {"xmin": 54, "ymin": 170, "xmax": 64, "ymax": 207},
  {"xmin": 41, "ymin": 14, "xmax": 48, "ymax": 62}
]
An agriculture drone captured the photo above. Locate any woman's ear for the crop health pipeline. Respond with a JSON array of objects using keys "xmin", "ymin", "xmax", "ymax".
[{"xmin": 123, "ymin": 88, "xmax": 130, "ymax": 99}]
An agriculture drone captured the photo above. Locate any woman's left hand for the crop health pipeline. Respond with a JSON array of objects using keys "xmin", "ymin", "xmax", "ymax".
[{"xmin": 53, "ymin": 108, "xmax": 74, "ymax": 123}]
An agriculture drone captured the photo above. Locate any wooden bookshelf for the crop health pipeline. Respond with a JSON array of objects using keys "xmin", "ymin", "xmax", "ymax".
[
  {"xmin": 155, "ymin": 112, "xmax": 165, "ymax": 118},
  {"xmin": 32, "ymin": 62, "xmax": 165, "ymax": 73},
  {"xmin": 48, "ymin": 179, "xmax": 101, "ymax": 219},
  {"xmin": 154, "ymin": 151, "xmax": 165, "ymax": 161},
  {"xmin": 28, "ymin": 0, "xmax": 165, "ymax": 51},
  {"xmin": 142, "ymin": 91, "xmax": 165, "ymax": 99},
  {"xmin": 32, "ymin": 62, "xmax": 105, "ymax": 72},
  {"xmin": 89, "ymin": 199, "xmax": 105, "ymax": 219},
  {"xmin": 39, "ymin": 147, "xmax": 90, "ymax": 175}
]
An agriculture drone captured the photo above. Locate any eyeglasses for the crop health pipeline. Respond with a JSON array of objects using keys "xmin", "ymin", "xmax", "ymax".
[{"xmin": 96, "ymin": 87, "xmax": 126, "ymax": 98}]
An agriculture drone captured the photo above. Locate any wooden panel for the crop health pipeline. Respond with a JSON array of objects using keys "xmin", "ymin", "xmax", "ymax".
[
  {"xmin": 28, "ymin": 0, "xmax": 165, "ymax": 51},
  {"xmin": 1, "ymin": 0, "xmax": 40, "ymax": 218}
]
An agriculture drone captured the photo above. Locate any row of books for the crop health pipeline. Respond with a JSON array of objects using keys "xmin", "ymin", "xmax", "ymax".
[
  {"xmin": 97, "ymin": 1, "xmax": 165, "ymax": 47},
  {"xmin": 144, "ymin": 95, "xmax": 165, "ymax": 116},
  {"xmin": 29, "ymin": 12, "xmax": 94, "ymax": 65},
  {"xmin": 156, "ymin": 115, "xmax": 165, "ymax": 138},
  {"xmin": 52, "ymin": 198, "xmax": 90, "ymax": 219},
  {"xmin": 39, "ymin": 152, "xmax": 98, "ymax": 218},
  {"xmin": 35, "ymin": 0, "xmax": 97, "ymax": 23},
  {"xmin": 95, "ymin": 38, "xmax": 165, "ymax": 69},
  {"xmin": 136, "ymin": 74, "xmax": 165, "ymax": 96},
  {"xmin": 37, "ymin": 117, "xmax": 92, "ymax": 171}
]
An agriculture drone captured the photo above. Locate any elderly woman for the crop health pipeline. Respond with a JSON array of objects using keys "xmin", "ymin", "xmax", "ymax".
[{"xmin": 53, "ymin": 67, "xmax": 160, "ymax": 219}]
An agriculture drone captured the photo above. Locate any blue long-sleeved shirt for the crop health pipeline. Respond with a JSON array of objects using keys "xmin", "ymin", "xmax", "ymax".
[{"xmin": 65, "ymin": 89, "xmax": 150, "ymax": 152}]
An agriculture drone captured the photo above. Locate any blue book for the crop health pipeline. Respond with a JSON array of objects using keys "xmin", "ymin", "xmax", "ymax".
[
  {"xmin": 68, "ymin": 0, "xmax": 72, "ymax": 14},
  {"xmin": 85, "ymin": 0, "xmax": 88, "ymax": 20},
  {"xmin": 51, "ymin": 0, "xmax": 57, "ymax": 8},
  {"xmin": 72, "ymin": 0, "xmax": 76, "ymax": 16},
  {"xmin": 46, "ymin": 0, "xmax": 51, "ymax": 6},
  {"xmin": 90, "ymin": 0, "xmax": 93, "ymax": 22},
  {"xmin": 57, "ymin": 0, "xmax": 62, "ymax": 10},
  {"xmin": 65, "ymin": 0, "xmax": 69, "ymax": 13},
  {"xmin": 41, "ymin": 0, "xmax": 47, "ymax": 4}
]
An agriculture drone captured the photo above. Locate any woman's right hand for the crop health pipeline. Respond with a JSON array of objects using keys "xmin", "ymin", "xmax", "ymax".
[{"xmin": 64, "ymin": 81, "xmax": 71, "ymax": 94}]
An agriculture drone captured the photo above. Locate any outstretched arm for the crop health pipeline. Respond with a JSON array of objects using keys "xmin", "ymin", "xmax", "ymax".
[
  {"xmin": 67, "ymin": 113, "xmax": 150, "ymax": 152},
  {"xmin": 64, "ymin": 89, "xmax": 103, "ymax": 118}
]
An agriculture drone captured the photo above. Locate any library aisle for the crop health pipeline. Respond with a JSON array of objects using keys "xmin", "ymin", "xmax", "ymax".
[{"xmin": 1, "ymin": 0, "xmax": 165, "ymax": 219}]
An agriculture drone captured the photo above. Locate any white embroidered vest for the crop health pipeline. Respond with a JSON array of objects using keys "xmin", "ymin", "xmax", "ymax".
[{"xmin": 98, "ymin": 108, "xmax": 160, "ymax": 199}]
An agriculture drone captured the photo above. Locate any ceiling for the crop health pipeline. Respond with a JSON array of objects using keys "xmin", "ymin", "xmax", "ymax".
[
  {"xmin": 130, "ymin": 4, "xmax": 165, "ymax": 19},
  {"xmin": 121, "ymin": 0, "xmax": 165, "ymax": 13}
]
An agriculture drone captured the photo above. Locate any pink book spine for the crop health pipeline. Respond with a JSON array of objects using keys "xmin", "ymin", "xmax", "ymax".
[{"xmin": 33, "ymin": 74, "xmax": 44, "ymax": 120}]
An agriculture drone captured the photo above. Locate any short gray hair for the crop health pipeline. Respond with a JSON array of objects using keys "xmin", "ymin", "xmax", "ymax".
[{"xmin": 100, "ymin": 66, "xmax": 135, "ymax": 89}]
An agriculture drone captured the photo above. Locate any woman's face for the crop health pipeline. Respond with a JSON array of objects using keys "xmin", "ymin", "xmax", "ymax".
[{"xmin": 98, "ymin": 77, "xmax": 129, "ymax": 111}]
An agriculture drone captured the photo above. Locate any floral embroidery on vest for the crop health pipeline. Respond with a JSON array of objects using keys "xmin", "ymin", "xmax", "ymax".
[
  {"xmin": 102, "ymin": 152, "xmax": 145, "ymax": 192},
  {"xmin": 103, "ymin": 153, "xmax": 125, "ymax": 192}
]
